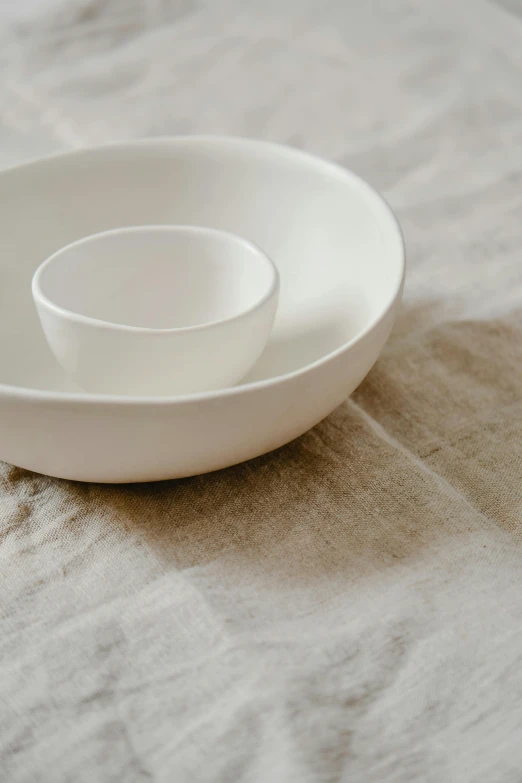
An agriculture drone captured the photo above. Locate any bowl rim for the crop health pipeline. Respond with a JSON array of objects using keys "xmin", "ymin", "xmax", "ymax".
[
  {"xmin": 32, "ymin": 224, "xmax": 279, "ymax": 334},
  {"xmin": 0, "ymin": 135, "xmax": 406, "ymax": 406}
]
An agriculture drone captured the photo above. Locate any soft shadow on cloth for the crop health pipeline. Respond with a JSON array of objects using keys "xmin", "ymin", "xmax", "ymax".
[{"xmin": 3, "ymin": 311, "xmax": 521, "ymax": 588}]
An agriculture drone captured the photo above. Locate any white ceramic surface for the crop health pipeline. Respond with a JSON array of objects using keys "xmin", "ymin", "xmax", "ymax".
[
  {"xmin": 0, "ymin": 137, "xmax": 405, "ymax": 482},
  {"xmin": 32, "ymin": 225, "xmax": 279, "ymax": 396}
]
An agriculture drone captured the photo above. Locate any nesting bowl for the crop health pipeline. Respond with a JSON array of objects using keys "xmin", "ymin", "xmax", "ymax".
[
  {"xmin": 32, "ymin": 225, "xmax": 279, "ymax": 396},
  {"xmin": 0, "ymin": 136, "xmax": 405, "ymax": 482}
]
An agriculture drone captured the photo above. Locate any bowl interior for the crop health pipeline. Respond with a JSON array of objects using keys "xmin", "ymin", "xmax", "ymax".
[
  {"xmin": 0, "ymin": 137, "xmax": 403, "ymax": 393},
  {"xmin": 34, "ymin": 225, "xmax": 276, "ymax": 330}
]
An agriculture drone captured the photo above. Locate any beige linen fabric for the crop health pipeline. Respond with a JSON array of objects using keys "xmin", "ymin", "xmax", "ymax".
[{"xmin": 1, "ymin": 1, "xmax": 522, "ymax": 781}]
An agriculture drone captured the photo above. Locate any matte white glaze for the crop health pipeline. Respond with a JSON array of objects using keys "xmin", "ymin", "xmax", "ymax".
[
  {"xmin": 32, "ymin": 226, "xmax": 279, "ymax": 395},
  {"xmin": 0, "ymin": 137, "xmax": 405, "ymax": 482}
]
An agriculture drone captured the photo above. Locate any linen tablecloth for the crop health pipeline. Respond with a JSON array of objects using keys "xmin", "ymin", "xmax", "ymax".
[{"xmin": 1, "ymin": 1, "xmax": 522, "ymax": 780}]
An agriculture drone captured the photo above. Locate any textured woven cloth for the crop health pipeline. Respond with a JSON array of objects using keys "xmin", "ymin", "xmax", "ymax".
[{"xmin": 1, "ymin": 1, "xmax": 522, "ymax": 781}]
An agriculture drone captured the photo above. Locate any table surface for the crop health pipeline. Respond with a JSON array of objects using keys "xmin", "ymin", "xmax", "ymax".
[{"xmin": 1, "ymin": 1, "xmax": 522, "ymax": 781}]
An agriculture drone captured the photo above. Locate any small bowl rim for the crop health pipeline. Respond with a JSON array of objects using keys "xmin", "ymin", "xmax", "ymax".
[{"xmin": 31, "ymin": 224, "xmax": 280, "ymax": 335}]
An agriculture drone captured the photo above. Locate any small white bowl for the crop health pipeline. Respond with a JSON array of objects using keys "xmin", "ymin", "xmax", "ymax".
[{"xmin": 32, "ymin": 225, "xmax": 279, "ymax": 396}]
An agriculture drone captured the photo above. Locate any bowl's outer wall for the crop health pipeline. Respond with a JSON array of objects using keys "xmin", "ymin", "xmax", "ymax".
[{"xmin": 0, "ymin": 299, "xmax": 399, "ymax": 482}]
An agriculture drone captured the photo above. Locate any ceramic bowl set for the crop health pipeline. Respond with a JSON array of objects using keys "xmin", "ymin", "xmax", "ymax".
[{"xmin": 0, "ymin": 137, "xmax": 405, "ymax": 482}]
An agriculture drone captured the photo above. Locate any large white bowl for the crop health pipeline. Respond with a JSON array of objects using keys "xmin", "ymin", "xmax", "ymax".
[{"xmin": 0, "ymin": 137, "xmax": 405, "ymax": 482}]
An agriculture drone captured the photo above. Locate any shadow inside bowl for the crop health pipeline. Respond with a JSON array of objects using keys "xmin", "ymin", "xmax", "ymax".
[{"xmin": 244, "ymin": 315, "xmax": 360, "ymax": 381}]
